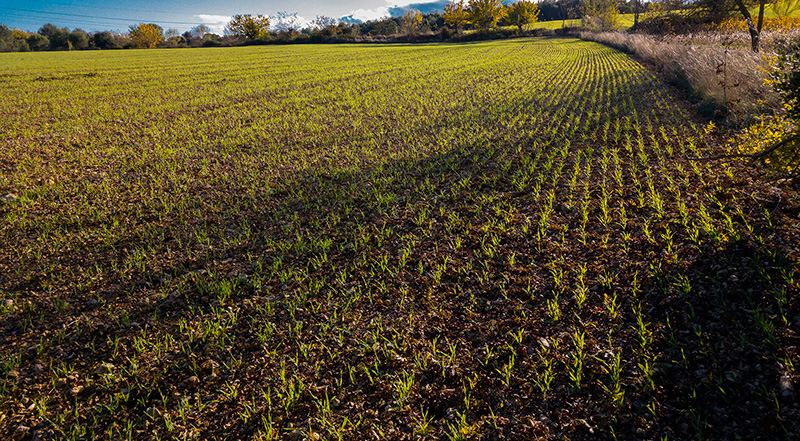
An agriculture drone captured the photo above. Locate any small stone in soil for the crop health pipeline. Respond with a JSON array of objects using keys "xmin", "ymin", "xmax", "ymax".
[
  {"xmin": 94, "ymin": 362, "xmax": 115, "ymax": 375},
  {"xmin": 780, "ymin": 374, "xmax": 794, "ymax": 398}
]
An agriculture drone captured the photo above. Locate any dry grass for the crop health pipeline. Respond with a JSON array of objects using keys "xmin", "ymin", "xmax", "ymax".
[
  {"xmin": 580, "ymin": 31, "xmax": 780, "ymax": 122},
  {"xmin": 659, "ymin": 27, "xmax": 800, "ymax": 53}
]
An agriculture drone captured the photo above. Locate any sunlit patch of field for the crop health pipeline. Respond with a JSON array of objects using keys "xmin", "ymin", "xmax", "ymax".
[
  {"xmin": 529, "ymin": 14, "xmax": 635, "ymax": 29},
  {"xmin": 0, "ymin": 39, "xmax": 797, "ymax": 440}
]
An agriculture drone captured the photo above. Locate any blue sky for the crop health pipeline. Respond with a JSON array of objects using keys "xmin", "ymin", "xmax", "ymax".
[{"xmin": 0, "ymin": 0, "xmax": 447, "ymax": 33}]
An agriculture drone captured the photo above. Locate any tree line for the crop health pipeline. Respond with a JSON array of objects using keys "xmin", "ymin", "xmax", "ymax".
[
  {"xmin": 0, "ymin": 22, "xmax": 233, "ymax": 52},
  {"xmin": 0, "ymin": 0, "xmax": 583, "ymax": 52},
  {"xmin": 1, "ymin": 0, "xmax": 757, "ymax": 53}
]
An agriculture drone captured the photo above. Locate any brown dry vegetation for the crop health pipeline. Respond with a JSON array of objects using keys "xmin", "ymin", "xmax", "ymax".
[{"xmin": 578, "ymin": 30, "xmax": 783, "ymax": 122}]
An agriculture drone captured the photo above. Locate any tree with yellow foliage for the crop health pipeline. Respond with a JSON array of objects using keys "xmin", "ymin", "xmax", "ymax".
[
  {"xmin": 128, "ymin": 23, "xmax": 164, "ymax": 49},
  {"xmin": 506, "ymin": 0, "xmax": 540, "ymax": 32},
  {"xmin": 400, "ymin": 9, "xmax": 424, "ymax": 35},
  {"xmin": 226, "ymin": 14, "xmax": 271, "ymax": 40},
  {"xmin": 582, "ymin": 0, "xmax": 620, "ymax": 31},
  {"xmin": 733, "ymin": 52, "xmax": 800, "ymax": 176},
  {"xmin": 442, "ymin": 0, "xmax": 468, "ymax": 34},
  {"xmin": 467, "ymin": 0, "xmax": 507, "ymax": 31},
  {"xmin": 772, "ymin": 0, "xmax": 800, "ymax": 17}
]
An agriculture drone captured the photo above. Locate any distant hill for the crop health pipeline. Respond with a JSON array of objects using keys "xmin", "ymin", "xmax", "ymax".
[{"xmin": 341, "ymin": 0, "xmax": 471, "ymax": 23}]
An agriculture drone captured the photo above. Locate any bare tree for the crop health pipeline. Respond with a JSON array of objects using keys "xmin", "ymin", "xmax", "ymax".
[
  {"xmin": 273, "ymin": 11, "xmax": 304, "ymax": 34},
  {"xmin": 190, "ymin": 24, "xmax": 211, "ymax": 39},
  {"xmin": 733, "ymin": 0, "xmax": 767, "ymax": 52}
]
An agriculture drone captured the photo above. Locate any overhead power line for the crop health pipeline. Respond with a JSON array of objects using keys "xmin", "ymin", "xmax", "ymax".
[
  {"xmin": 0, "ymin": 6, "xmax": 206, "ymax": 25},
  {"xmin": 0, "ymin": 11, "xmax": 132, "ymax": 29},
  {"xmin": 39, "ymin": 1, "xmax": 201, "ymax": 16}
]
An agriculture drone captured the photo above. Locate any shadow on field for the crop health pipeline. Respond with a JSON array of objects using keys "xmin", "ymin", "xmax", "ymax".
[
  {"xmin": 0, "ymin": 122, "xmax": 529, "ymax": 438},
  {"xmin": 644, "ymin": 236, "xmax": 799, "ymax": 440}
]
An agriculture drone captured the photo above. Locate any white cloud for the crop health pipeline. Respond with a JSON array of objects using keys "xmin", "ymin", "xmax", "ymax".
[
  {"xmin": 344, "ymin": 0, "xmax": 420, "ymax": 22},
  {"xmin": 194, "ymin": 14, "xmax": 231, "ymax": 34},
  {"xmin": 344, "ymin": 6, "xmax": 391, "ymax": 22}
]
